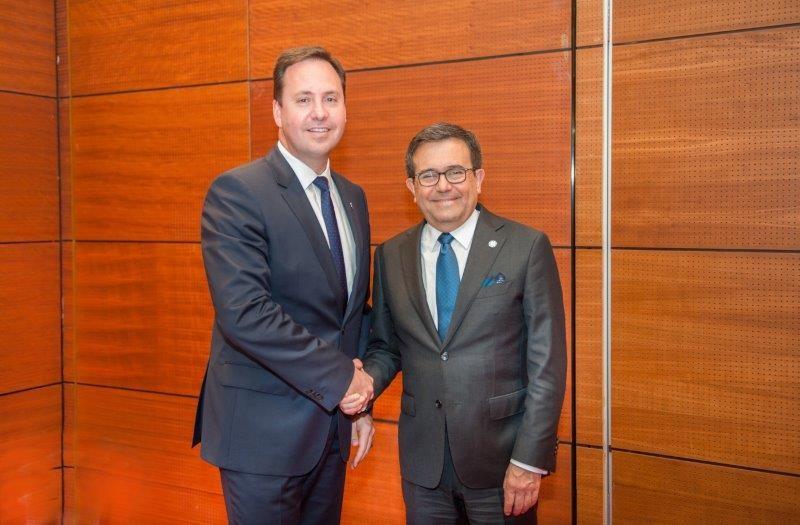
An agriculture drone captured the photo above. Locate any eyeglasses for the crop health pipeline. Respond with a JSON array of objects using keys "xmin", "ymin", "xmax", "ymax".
[{"xmin": 412, "ymin": 166, "xmax": 475, "ymax": 187}]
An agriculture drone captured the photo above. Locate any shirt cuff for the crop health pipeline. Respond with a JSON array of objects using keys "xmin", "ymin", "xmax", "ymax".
[{"xmin": 510, "ymin": 459, "xmax": 548, "ymax": 475}]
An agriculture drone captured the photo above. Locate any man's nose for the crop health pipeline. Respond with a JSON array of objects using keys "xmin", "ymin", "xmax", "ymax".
[
  {"xmin": 435, "ymin": 173, "xmax": 453, "ymax": 191},
  {"xmin": 310, "ymin": 99, "xmax": 327, "ymax": 119}
]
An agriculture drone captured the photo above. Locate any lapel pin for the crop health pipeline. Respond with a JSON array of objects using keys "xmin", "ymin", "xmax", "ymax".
[
  {"xmin": 496, "ymin": 273, "xmax": 507, "ymax": 284},
  {"xmin": 349, "ymin": 202, "xmax": 354, "ymax": 209},
  {"xmin": 488, "ymin": 240, "xmax": 497, "ymax": 248}
]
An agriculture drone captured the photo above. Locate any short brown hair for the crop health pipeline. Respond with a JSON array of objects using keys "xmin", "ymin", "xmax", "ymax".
[
  {"xmin": 405, "ymin": 123, "xmax": 483, "ymax": 178},
  {"xmin": 272, "ymin": 46, "xmax": 346, "ymax": 103}
]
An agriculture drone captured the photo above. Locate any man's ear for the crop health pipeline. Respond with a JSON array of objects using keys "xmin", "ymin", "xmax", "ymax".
[
  {"xmin": 405, "ymin": 177, "xmax": 417, "ymax": 202},
  {"xmin": 272, "ymin": 99, "xmax": 282, "ymax": 128},
  {"xmin": 474, "ymin": 168, "xmax": 486, "ymax": 194}
]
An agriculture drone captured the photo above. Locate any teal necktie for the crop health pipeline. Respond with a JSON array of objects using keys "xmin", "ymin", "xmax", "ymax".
[{"xmin": 436, "ymin": 233, "xmax": 459, "ymax": 341}]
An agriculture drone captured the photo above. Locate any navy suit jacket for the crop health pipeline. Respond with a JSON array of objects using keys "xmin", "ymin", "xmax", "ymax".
[{"xmin": 192, "ymin": 147, "xmax": 371, "ymax": 476}]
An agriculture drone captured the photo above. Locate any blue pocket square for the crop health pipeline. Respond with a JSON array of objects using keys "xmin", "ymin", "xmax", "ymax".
[{"xmin": 481, "ymin": 273, "xmax": 507, "ymax": 287}]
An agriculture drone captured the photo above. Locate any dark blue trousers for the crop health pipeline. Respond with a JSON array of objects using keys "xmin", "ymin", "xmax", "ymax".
[{"xmin": 220, "ymin": 416, "xmax": 346, "ymax": 525}]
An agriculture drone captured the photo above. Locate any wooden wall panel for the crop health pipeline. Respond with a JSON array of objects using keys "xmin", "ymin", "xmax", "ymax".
[
  {"xmin": 249, "ymin": 0, "xmax": 570, "ymax": 78},
  {"xmin": 613, "ymin": 28, "xmax": 800, "ymax": 249},
  {"xmin": 342, "ymin": 421, "xmax": 403, "ymax": 524},
  {"xmin": 577, "ymin": 446, "xmax": 603, "ymax": 524},
  {"xmin": 614, "ymin": 0, "xmax": 800, "ymax": 43},
  {"xmin": 577, "ymin": 0, "xmax": 603, "ymax": 47},
  {"xmin": 0, "ymin": 92, "xmax": 58, "ymax": 242},
  {"xmin": 613, "ymin": 452, "xmax": 800, "ymax": 524},
  {"xmin": 575, "ymin": 249, "xmax": 602, "ymax": 445},
  {"xmin": 252, "ymin": 53, "xmax": 572, "ymax": 245},
  {"xmin": 372, "ymin": 373, "xmax": 402, "ymax": 422},
  {"xmin": 60, "ymin": 98, "xmax": 72, "ymax": 239},
  {"xmin": 0, "ymin": 0, "xmax": 55, "ymax": 96},
  {"xmin": 0, "ymin": 243, "xmax": 60, "ymax": 394},
  {"xmin": 68, "ymin": 0, "xmax": 247, "ymax": 95},
  {"xmin": 538, "ymin": 444, "xmax": 572, "ymax": 524},
  {"xmin": 0, "ymin": 386, "xmax": 61, "ymax": 523},
  {"xmin": 56, "ymin": 0, "xmax": 69, "ymax": 97},
  {"xmin": 63, "ymin": 241, "xmax": 75, "ymax": 382},
  {"xmin": 74, "ymin": 243, "xmax": 211, "ymax": 394},
  {"xmin": 612, "ymin": 250, "xmax": 800, "ymax": 473},
  {"xmin": 575, "ymin": 47, "xmax": 602, "ymax": 247},
  {"xmin": 69, "ymin": 385, "xmax": 225, "ymax": 524},
  {"xmin": 71, "ymin": 83, "xmax": 249, "ymax": 241}
]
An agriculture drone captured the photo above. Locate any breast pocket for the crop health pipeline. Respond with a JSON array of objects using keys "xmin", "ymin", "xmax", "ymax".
[{"xmin": 474, "ymin": 279, "xmax": 514, "ymax": 301}]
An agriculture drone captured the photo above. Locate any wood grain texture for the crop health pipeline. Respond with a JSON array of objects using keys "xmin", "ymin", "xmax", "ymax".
[
  {"xmin": 0, "ymin": 0, "xmax": 55, "ymax": 96},
  {"xmin": 577, "ymin": 0, "xmax": 603, "ymax": 47},
  {"xmin": 577, "ymin": 446, "xmax": 603, "ymax": 525},
  {"xmin": 0, "ymin": 386, "xmax": 61, "ymax": 524},
  {"xmin": 63, "ymin": 241, "xmax": 75, "ymax": 383},
  {"xmin": 74, "ymin": 243, "xmax": 212, "ymax": 394},
  {"xmin": 575, "ymin": 47, "xmax": 602, "ymax": 247},
  {"xmin": 342, "ymin": 421, "xmax": 404, "ymax": 523},
  {"xmin": 67, "ymin": 0, "xmax": 247, "ymax": 95},
  {"xmin": 71, "ymin": 83, "xmax": 249, "ymax": 241},
  {"xmin": 613, "ymin": 451, "xmax": 800, "ymax": 524},
  {"xmin": 253, "ymin": 52, "xmax": 572, "ymax": 245},
  {"xmin": 372, "ymin": 372, "xmax": 402, "ymax": 422},
  {"xmin": 612, "ymin": 250, "xmax": 800, "ymax": 473},
  {"xmin": 0, "ymin": 92, "xmax": 58, "ymax": 242},
  {"xmin": 613, "ymin": 28, "xmax": 800, "ymax": 249},
  {"xmin": 60, "ymin": 98, "xmax": 72, "ymax": 239},
  {"xmin": 614, "ymin": 0, "xmax": 800, "ymax": 43},
  {"xmin": 249, "ymin": 0, "xmax": 570, "ymax": 78},
  {"xmin": 67, "ymin": 385, "xmax": 225, "ymax": 524},
  {"xmin": 0, "ymin": 243, "xmax": 60, "ymax": 394},
  {"xmin": 575, "ymin": 249, "xmax": 602, "ymax": 445},
  {"xmin": 56, "ymin": 0, "xmax": 69, "ymax": 97}
]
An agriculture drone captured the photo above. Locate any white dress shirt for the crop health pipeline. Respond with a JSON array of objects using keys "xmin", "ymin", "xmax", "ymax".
[
  {"xmin": 277, "ymin": 141, "xmax": 356, "ymax": 296},
  {"xmin": 419, "ymin": 209, "xmax": 547, "ymax": 476}
]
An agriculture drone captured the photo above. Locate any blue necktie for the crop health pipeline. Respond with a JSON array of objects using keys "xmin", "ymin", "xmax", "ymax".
[
  {"xmin": 312, "ymin": 176, "xmax": 347, "ymax": 296},
  {"xmin": 436, "ymin": 232, "xmax": 459, "ymax": 341}
]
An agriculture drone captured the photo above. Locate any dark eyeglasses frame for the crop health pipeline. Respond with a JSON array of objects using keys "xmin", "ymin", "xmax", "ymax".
[{"xmin": 410, "ymin": 167, "xmax": 476, "ymax": 187}]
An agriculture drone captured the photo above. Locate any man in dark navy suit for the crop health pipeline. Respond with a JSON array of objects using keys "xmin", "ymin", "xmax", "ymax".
[{"xmin": 193, "ymin": 46, "xmax": 374, "ymax": 524}]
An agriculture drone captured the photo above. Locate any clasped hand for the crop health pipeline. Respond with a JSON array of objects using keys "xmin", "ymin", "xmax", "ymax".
[{"xmin": 340, "ymin": 358, "xmax": 373, "ymax": 415}]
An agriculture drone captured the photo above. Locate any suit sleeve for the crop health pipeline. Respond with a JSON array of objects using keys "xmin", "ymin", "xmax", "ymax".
[
  {"xmin": 201, "ymin": 173, "xmax": 354, "ymax": 411},
  {"xmin": 511, "ymin": 232, "xmax": 567, "ymax": 472},
  {"xmin": 361, "ymin": 244, "xmax": 402, "ymax": 397}
]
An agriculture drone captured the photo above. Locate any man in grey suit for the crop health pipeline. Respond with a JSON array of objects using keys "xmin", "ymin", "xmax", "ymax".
[
  {"xmin": 355, "ymin": 123, "xmax": 566, "ymax": 523},
  {"xmin": 193, "ymin": 47, "xmax": 375, "ymax": 524}
]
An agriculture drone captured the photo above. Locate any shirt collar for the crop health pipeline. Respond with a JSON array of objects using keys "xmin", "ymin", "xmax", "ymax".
[
  {"xmin": 421, "ymin": 208, "xmax": 481, "ymax": 253},
  {"xmin": 277, "ymin": 140, "xmax": 331, "ymax": 190}
]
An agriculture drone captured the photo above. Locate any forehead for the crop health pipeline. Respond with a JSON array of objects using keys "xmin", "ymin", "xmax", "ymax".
[
  {"xmin": 282, "ymin": 58, "xmax": 342, "ymax": 93},
  {"xmin": 413, "ymin": 138, "xmax": 471, "ymax": 169}
]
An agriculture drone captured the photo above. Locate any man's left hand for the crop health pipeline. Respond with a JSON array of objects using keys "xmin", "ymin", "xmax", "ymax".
[
  {"xmin": 349, "ymin": 413, "xmax": 375, "ymax": 469},
  {"xmin": 503, "ymin": 463, "xmax": 541, "ymax": 516}
]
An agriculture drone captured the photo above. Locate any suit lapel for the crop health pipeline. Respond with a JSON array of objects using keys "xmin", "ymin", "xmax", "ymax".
[
  {"xmin": 400, "ymin": 224, "xmax": 440, "ymax": 344},
  {"xmin": 333, "ymin": 171, "xmax": 365, "ymax": 323},
  {"xmin": 441, "ymin": 209, "xmax": 506, "ymax": 349},
  {"xmin": 269, "ymin": 149, "xmax": 346, "ymax": 313}
]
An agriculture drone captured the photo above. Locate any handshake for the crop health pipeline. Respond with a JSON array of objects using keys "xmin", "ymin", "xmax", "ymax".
[{"xmin": 340, "ymin": 358, "xmax": 374, "ymax": 415}]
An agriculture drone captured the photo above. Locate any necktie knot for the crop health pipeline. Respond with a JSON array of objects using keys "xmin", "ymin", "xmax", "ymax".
[
  {"xmin": 438, "ymin": 232, "xmax": 455, "ymax": 247},
  {"xmin": 312, "ymin": 176, "xmax": 330, "ymax": 192}
]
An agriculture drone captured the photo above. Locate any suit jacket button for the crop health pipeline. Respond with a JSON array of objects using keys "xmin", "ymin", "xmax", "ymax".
[
  {"xmin": 434, "ymin": 400, "xmax": 442, "ymax": 409},
  {"xmin": 441, "ymin": 352, "xmax": 448, "ymax": 361}
]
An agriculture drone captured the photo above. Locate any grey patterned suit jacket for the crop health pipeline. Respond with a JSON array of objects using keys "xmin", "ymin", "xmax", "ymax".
[{"xmin": 363, "ymin": 206, "xmax": 566, "ymax": 489}]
